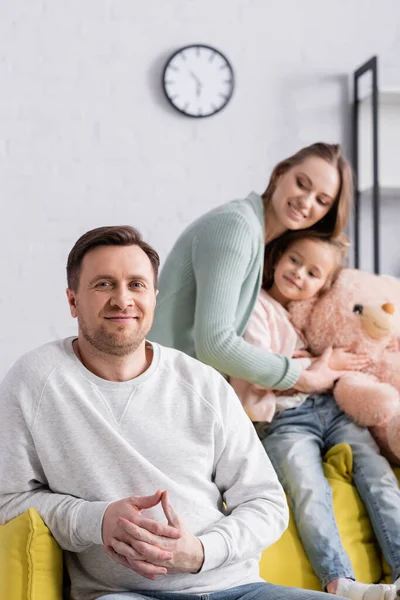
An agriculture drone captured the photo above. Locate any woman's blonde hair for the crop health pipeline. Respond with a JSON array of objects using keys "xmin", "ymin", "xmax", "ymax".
[
  {"xmin": 262, "ymin": 142, "xmax": 353, "ymax": 238},
  {"xmin": 263, "ymin": 229, "xmax": 349, "ymax": 293}
]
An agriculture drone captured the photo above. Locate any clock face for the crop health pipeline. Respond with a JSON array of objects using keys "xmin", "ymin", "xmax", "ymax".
[{"xmin": 162, "ymin": 44, "xmax": 234, "ymax": 118}]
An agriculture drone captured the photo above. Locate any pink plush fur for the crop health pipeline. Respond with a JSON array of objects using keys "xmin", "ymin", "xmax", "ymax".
[{"xmin": 289, "ymin": 268, "xmax": 400, "ymax": 464}]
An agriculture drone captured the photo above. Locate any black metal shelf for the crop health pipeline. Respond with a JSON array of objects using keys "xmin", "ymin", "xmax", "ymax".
[{"xmin": 352, "ymin": 56, "xmax": 380, "ymax": 273}]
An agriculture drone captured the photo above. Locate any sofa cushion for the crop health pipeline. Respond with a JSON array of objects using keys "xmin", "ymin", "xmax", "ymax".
[{"xmin": 0, "ymin": 507, "xmax": 63, "ymax": 600}]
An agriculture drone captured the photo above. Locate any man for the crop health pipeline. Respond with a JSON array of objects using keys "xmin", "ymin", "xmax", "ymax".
[{"xmin": 0, "ymin": 226, "xmax": 342, "ymax": 600}]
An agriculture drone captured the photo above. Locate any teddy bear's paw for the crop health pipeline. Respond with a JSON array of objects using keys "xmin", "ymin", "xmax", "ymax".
[{"xmin": 334, "ymin": 373, "xmax": 399, "ymax": 426}]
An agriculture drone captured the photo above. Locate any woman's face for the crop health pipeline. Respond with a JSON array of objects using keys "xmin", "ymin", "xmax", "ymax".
[{"xmin": 270, "ymin": 156, "xmax": 340, "ymax": 230}]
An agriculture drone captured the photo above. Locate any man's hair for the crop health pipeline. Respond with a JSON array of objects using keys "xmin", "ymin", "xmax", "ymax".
[{"xmin": 66, "ymin": 225, "xmax": 160, "ymax": 291}]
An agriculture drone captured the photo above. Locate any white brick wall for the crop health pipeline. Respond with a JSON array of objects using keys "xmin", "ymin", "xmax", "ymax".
[{"xmin": 1, "ymin": 0, "xmax": 400, "ymax": 378}]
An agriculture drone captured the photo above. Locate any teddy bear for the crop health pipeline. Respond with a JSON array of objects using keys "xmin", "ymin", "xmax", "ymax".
[{"xmin": 288, "ymin": 268, "xmax": 400, "ymax": 465}]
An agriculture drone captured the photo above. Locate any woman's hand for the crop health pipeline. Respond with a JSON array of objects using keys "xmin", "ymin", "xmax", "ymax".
[
  {"xmin": 292, "ymin": 349, "xmax": 313, "ymax": 359},
  {"xmin": 329, "ymin": 347, "xmax": 370, "ymax": 371},
  {"xmin": 293, "ymin": 347, "xmax": 346, "ymax": 394}
]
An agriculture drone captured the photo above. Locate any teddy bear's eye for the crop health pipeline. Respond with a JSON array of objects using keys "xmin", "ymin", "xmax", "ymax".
[{"xmin": 353, "ymin": 304, "xmax": 363, "ymax": 315}]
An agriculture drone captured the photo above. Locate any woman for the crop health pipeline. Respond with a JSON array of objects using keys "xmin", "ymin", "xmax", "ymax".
[{"xmin": 150, "ymin": 142, "xmax": 353, "ymax": 394}]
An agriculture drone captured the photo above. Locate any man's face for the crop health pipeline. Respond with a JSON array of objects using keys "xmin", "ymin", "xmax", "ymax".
[{"xmin": 66, "ymin": 245, "xmax": 157, "ymax": 357}]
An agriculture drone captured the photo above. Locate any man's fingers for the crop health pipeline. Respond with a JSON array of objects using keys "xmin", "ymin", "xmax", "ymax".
[
  {"xmin": 110, "ymin": 539, "xmax": 144, "ymax": 562},
  {"xmin": 106, "ymin": 545, "xmax": 166, "ymax": 579},
  {"xmin": 129, "ymin": 538, "xmax": 173, "ymax": 563},
  {"xmin": 133, "ymin": 513, "xmax": 181, "ymax": 539},
  {"xmin": 129, "ymin": 490, "xmax": 163, "ymax": 511},
  {"xmin": 127, "ymin": 558, "xmax": 168, "ymax": 579},
  {"xmin": 161, "ymin": 491, "xmax": 180, "ymax": 528},
  {"xmin": 117, "ymin": 520, "xmax": 174, "ymax": 559},
  {"xmin": 110, "ymin": 539, "xmax": 169, "ymax": 575},
  {"xmin": 105, "ymin": 545, "xmax": 132, "ymax": 569}
]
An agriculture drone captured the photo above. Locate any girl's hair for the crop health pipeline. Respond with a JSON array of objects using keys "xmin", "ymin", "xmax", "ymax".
[
  {"xmin": 263, "ymin": 229, "xmax": 349, "ymax": 292},
  {"xmin": 262, "ymin": 142, "xmax": 353, "ymax": 237}
]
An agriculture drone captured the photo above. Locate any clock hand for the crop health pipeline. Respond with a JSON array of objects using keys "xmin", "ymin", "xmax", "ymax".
[
  {"xmin": 189, "ymin": 70, "xmax": 201, "ymax": 85},
  {"xmin": 189, "ymin": 71, "xmax": 203, "ymax": 98}
]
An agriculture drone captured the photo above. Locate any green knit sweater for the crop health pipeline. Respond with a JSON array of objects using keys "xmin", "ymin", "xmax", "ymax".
[{"xmin": 149, "ymin": 192, "xmax": 301, "ymax": 390}]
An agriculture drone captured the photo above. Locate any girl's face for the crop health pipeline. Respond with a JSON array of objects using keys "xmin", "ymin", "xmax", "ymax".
[
  {"xmin": 270, "ymin": 156, "xmax": 340, "ymax": 231},
  {"xmin": 270, "ymin": 238, "xmax": 336, "ymax": 307}
]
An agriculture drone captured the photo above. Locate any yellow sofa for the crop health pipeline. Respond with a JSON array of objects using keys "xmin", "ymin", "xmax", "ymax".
[{"xmin": 1, "ymin": 444, "xmax": 399, "ymax": 600}]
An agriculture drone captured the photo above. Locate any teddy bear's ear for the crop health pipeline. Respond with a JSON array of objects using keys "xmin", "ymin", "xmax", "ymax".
[{"xmin": 288, "ymin": 295, "xmax": 320, "ymax": 331}]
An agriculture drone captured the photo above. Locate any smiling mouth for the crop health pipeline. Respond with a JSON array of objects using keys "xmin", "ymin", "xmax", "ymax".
[
  {"xmin": 104, "ymin": 316, "xmax": 138, "ymax": 321},
  {"xmin": 283, "ymin": 275, "xmax": 301, "ymax": 289},
  {"xmin": 288, "ymin": 201, "xmax": 306, "ymax": 220}
]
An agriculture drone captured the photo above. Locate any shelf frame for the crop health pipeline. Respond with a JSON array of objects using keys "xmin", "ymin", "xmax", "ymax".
[{"xmin": 353, "ymin": 56, "xmax": 380, "ymax": 273}]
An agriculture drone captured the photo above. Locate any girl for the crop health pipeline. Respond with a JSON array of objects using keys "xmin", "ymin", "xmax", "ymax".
[
  {"xmin": 150, "ymin": 143, "xmax": 353, "ymax": 397},
  {"xmin": 230, "ymin": 230, "xmax": 364, "ymax": 423},
  {"xmin": 235, "ymin": 230, "xmax": 400, "ymax": 600}
]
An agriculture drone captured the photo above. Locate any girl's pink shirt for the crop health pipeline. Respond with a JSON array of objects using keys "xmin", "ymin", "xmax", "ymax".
[{"xmin": 230, "ymin": 289, "xmax": 310, "ymax": 422}]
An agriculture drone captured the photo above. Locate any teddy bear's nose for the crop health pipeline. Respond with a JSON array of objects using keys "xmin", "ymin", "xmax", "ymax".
[{"xmin": 382, "ymin": 302, "xmax": 395, "ymax": 315}]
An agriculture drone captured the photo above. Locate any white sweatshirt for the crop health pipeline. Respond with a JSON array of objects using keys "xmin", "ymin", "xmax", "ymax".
[{"xmin": 0, "ymin": 338, "xmax": 288, "ymax": 600}]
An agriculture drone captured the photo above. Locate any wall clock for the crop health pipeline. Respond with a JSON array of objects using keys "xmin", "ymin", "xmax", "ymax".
[{"xmin": 162, "ymin": 44, "xmax": 235, "ymax": 118}]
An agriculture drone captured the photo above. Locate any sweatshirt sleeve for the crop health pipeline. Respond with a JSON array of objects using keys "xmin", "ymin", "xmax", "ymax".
[
  {"xmin": 198, "ymin": 375, "xmax": 289, "ymax": 571},
  {"xmin": 0, "ymin": 363, "xmax": 109, "ymax": 552},
  {"xmin": 192, "ymin": 212, "xmax": 301, "ymax": 391}
]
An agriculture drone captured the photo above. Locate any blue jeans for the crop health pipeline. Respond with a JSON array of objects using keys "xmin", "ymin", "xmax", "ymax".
[
  {"xmin": 96, "ymin": 582, "xmax": 343, "ymax": 600},
  {"xmin": 262, "ymin": 394, "xmax": 400, "ymax": 589}
]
